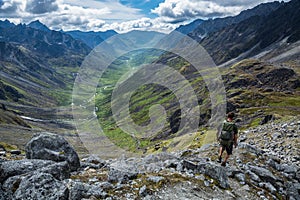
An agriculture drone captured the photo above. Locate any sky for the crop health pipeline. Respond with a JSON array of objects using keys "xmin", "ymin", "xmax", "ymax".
[{"xmin": 0, "ymin": 0, "xmax": 291, "ymax": 33}]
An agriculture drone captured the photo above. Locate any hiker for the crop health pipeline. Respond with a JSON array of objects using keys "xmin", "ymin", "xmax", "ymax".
[{"xmin": 217, "ymin": 112, "xmax": 238, "ymax": 166}]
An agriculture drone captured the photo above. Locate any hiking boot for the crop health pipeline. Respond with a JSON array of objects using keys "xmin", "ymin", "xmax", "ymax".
[
  {"xmin": 217, "ymin": 156, "xmax": 222, "ymax": 163},
  {"xmin": 221, "ymin": 162, "xmax": 226, "ymax": 167}
]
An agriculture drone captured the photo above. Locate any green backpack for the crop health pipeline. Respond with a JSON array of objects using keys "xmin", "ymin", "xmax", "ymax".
[{"xmin": 219, "ymin": 120, "xmax": 234, "ymax": 141}]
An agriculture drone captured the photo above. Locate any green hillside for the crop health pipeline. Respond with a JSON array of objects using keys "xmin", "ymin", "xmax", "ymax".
[{"xmin": 95, "ymin": 55, "xmax": 300, "ymax": 154}]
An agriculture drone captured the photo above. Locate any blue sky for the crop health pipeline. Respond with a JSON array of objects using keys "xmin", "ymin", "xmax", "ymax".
[
  {"xmin": 119, "ymin": 0, "xmax": 164, "ymax": 18},
  {"xmin": 0, "ymin": 0, "xmax": 291, "ymax": 33}
]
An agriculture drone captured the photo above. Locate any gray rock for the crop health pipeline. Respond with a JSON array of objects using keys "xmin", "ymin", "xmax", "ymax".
[
  {"xmin": 108, "ymin": 167, "xmax": 138, "ymax": 183},
  {"xmin": 0, "ymin": 184, "xmax": 12, "ymax": 200},
  {"xmin": 266, "ymin": 158, "xmax": 281, "ymax": 171},
  {"xmin": 182, "ymin": 160, "xmax": 198, "ymax": 171},
  {"xmin": 264, "ymin": 182, "xmax": 277, "ymax": 194},
  {"xmin": 246, "ymin": 170, "xmax": 261, "ymax": 182},
  {"xmin": 248, "ymin": 165, "xmax": 278, "ymax": 184},
  {"xmin": 234, "ymin": 173, "xmax": 246, "ymax": 183},
  {"xmin": 147, "ymin": 176, "xmax": 165, "ymax": 183},
  {"xmin": 239, "ymin": 135, "xmax": 247, "ymax": 142},
  {"xmin": 204, "ymin": 180, "xmax": 210, "ymax": 187},
  {"xmin": 286, "ymin": 182, "xmax": 300, "ymax": 200},
  {"xmin": 14, "ymin": 173, "xmax": 69, "ymax": 200},
  {"xmin": 68, "ymin": 181, "xmax": 106, "ymax": 200},
  {"xmin": 197, "ymin": 163, "xmax": 230, "ymax": 189},
  {"xmin": 0, "ymin": 159, "xmax": 55, "ymax": 183},
  {"xmin": 25, "ymin": 132, "xmax": 80, "ymax": 171},
  {"xmin": 281, "ymin": 164, "xmax": 298, "ymax": 174},
  {"xmin": 239, "ymin": 143, "xmax": 263, "ymax": 155},
  {"xmin": 37, "ymin": 161, "xmax": 70, "ymax": 180},
  {"xmin": 227, "ymin": 167, "xmax": 243, "ymax": 178},
  {"xmin": 271, "ymin": 132, "xmax": 281, "ymax": 140},
  {"xmin": 81, "ymin": 155, "xmax": 106, "ymax": 169},
  {"xmin": 2, "ymin": 175, "xmax": 24, "ymax": 198},
  {"xmin": 97, "ymin": 182, "xmax": 114, "ymax": 190},
  {"xmin": 164, "ymin": 159, "xmax": 179, "ymax": 169},
  {"xmin": 199, "ymin": 144, "xmax": 211, "ymax": 151},
  {"xmin": 139, "ymin": 185, "xmax": 147, "ymax": 197}
]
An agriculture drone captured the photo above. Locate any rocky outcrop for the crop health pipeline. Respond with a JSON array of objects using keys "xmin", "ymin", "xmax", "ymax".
[
  {"xmin": 0, "ymin": 159, "xmax": 55, "ymax": 183},
  {"xmin": 0, "ymin": 117, "xmax": 299, "ymax": 199},
  {"xmin": 25, "ymin": 132, "xmax": 80, "ymax": 171},
  {"xmin": 14, "ymin": 173, "xmax": 69, "ymax": 200}
]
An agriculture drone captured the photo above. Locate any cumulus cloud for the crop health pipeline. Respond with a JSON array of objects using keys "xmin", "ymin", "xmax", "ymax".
[
  {"xmin": 0, "ymin": 0, "xmax": 143, "ymax": 32},
  {"xmin": 42, "ymin": 3, "xmax": 109, "ymax": 31},
  {"xmin": 0, "ymin": 0, "xmax": 23, "ymax": 16},
  {"xmin": 101, "ymin": 17, "xmax": 176, "ymax": 33},
  {"xmin": 0, "ymin": 0, "xmax": 293, "ymax": 33},
  {"xmin": 151, "ymin": 0, "xmax": 243, "ymax": 22},
  {"xmin": 25, "ymin": 0, "xmax": 58, "ymax": 14}
]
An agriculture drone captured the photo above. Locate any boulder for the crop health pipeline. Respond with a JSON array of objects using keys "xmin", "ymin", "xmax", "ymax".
[
  {"xmin": 197, "ymin": 163, "xmax": 229, "ymax": 189},
  {"xmin": 108, "ymin": 167, "xmax": 138, "ymax": 183},
  {"xmin": 13, "ymin": 173, "xmax": 69, "ymax": 200},
  {"xmin": 246, "ymin": 170, "xmax": 261, "ymax": 182},
  {"xmin": 0, "ymin": 183, "xmax": 12, "ymax": 200},
  {"xmin": 239, "ymin": 143, "xmax": 263, "ymax": 155},
  {"xmin": 0, "ymin": 159, "xmax": 55, "ymax": 183},
  {"xmin": 248, "ymin": 165, "xmax": 278, "ymax": 184},
  {"xmin": 80, "ymin": 155, "xmax": 106, "ymax": 169},
  {"xmin": 25, "ymin": 132, "xmax": 80, "ymax": 171},
  {"xmin": 286, "ymin": 182, "xmax": 300, "ymax": 200},
  {"xmin": 67, "ymin": 181, "xmax": 107, "ymax": 200},
  {"xmin": 2, "ymin": 175, "xmax": 25, "ymax": 198},
  {"xmin": 37, "ymin": 161, "xmax": 70, "ymax": 180}
]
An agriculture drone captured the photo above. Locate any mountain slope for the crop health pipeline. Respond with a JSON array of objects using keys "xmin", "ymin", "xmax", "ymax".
[
  {"xmin": 66, "ymin": 30, "xmax": 118, "ymax": 48},
  {"xmin": 177, "ymin": 1, "xmax": 283, "ymax": 36},
  {"xmin": 0, "ymin": 21, "xmax": 93, "ymax": 112},
  {"xmin": 0, "ymin": 24, "xmax": 90, "ymax": 57},
  {"xmin": 198, "ymin": 0, "xmax": 300, "ymax": 65},
  {"xmin": 93, "ymin": 0, "xmax": 300, "ymax": 153},
  {"xmin": 27, "ymin": 20, "xmax": 51, "ymax": 32},
  {"xmin": 175, "ymin": 19, "xmax": 204, "ymax": 35}
]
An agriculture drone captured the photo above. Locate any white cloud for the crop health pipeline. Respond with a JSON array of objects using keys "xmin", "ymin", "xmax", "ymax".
[
  {"xmin": 0, "ymin": 0, "xmax": 24, "ymax": 16},
  {"xmin": 0, "ymin": 0, "xmax": 145, "ymax": 32},
  {"xmin": 26, "ymin": 0, "xmax": 59, "ymax": 14},
  {"xmin": 101, "ymin": 17, "xmax": 177, "ymax": 33},
  {"xmin": 151, "ymin": 0, "xmax": 243, "ymax": 22},
  {"xmin": 0, "ymin": 0, "xmax": 292, "ymax": 33},
  {"xmin": 151, "ymin": 0, "xmax": 292, "ymax": 23}
]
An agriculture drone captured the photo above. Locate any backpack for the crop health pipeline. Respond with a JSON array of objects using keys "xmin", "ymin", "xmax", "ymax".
[{"xmin": 219, "ymin": 120, "xmax": 235, "ymax": 141}]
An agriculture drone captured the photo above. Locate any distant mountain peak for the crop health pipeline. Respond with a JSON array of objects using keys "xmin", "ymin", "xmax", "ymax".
[
  {"xmin": 65, "ymin": 29, "xmax": 118, "ymax": 48},
  {"xmin": 0, "ymin": 19, "xmax": 15, "ymax": 28},
  {"xmin": 27, "ymin": 20, "xmax": 50, "ymax": 32}
]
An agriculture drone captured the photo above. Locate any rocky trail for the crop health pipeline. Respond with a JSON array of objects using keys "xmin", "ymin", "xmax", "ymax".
[{"xmin": 0, "ymin": 117, "xmax": 299, "ymax": 200}]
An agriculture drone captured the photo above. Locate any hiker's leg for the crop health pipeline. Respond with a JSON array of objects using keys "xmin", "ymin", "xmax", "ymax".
[
  {"xmin": 218, "ymin": 146, "xmax": 224, "ymax": 157},
  {"xmin": 222, "ymin": 144, "xmax": 232, "ymax": 166},
  {"xmin": 218, "ymin": 145, "xmax": 224, "ymax": 163},
  {"xmin": 224, "ymin": 153, "xmax": 230, "ymax": 163}
]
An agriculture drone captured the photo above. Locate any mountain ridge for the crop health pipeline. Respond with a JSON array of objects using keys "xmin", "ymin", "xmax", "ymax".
[
  {"xmin": 175, "ymin": 1, "xmax": 283, "ymax": 37},
  {"xmin": 198, "ymin": 0, "xmax": 300, "ymax": 65}
]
